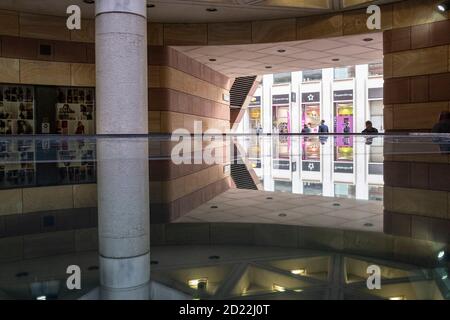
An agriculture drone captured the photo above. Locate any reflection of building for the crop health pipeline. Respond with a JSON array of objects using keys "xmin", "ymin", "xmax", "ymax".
[
  {"xmin": 238, "ymin": 136, "xmax": 383, "ymax": 201},
  {"xmin": 237, "ymin": 64, "xmax": 384, "ymax": 200}
]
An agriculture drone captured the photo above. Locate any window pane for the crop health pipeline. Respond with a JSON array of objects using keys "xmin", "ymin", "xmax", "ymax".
[
  {"xmin": 334, "ymin": 66, "xmax": 355, "ymax": 80},
  {"xmin": 369, "ymin": 63, "xmax": 383, "ymax": 77},
  {"xmin": 273, "ymin": 72, "xmax": 291, "ymax": 84},
  {"xmin": 302, "ymin": 69, "xmax": 322, "ymax": 82}
]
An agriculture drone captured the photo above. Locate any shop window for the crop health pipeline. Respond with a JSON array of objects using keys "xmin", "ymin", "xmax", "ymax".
[
  {"xmin": 0, "ymin": 139, "xmax": 36, "ymax": 189},
  {"xmin": 302, "ymin": 137, "xmax": 320, "ymax": 161},
  {"xmin": 303, "ymin": 182, "xmax": 322, "ymax": 196},
  {"xmin": 368, "ymin": 185, "xmax": 383, "ymax": 201},
  {"xmin": 369, "ymin": 142, "xmax": 384, "ymax": 163},
  {"xmin": 369, "ymin": 99, "xmax": 384, "ymax": 133},
  {"xmin": 334, "ymin": 66, "xmax": 355, "ymax": 80},
  {"xmin": 0, "ymin": 85, "xmax": 35, "ymax": 135},
  {"xmin": 272, "ymin": 105, "xmax": 290, "ymax": 134},
  {"xmin": 368, "ymin": 63, "xmax": 383, "ymax": 77},
  {"xmin": 274, "ymin": 180, "xmax": 292, "ymax": 192},
  {"xmin": 302, "ymin": 70, "xmax": 322, "ymax": 82},
  {"xmin": 248, "ymin": 106, "xmax": 261, "ymax": 132},
  {"xmin": 334, "ymin": 183, "xmax": 356, "ymax": 199},
  {"xmin": 55, "ymin": 87, "xmax": 96, "ymax": 185},
  {"xmin": 273, "ymin": 72, "xmax": 291, "ymax": 84},
  {"xmin": 301, "ymin": 92, "xmax": 321, "ymax": 132},
  {"xmin": 56, "ymin": 87, "xmax": 95, "ymax": 135},
  {"xmin": 0, "ymin": 85, "xmax": 36, "ymax": 189}
]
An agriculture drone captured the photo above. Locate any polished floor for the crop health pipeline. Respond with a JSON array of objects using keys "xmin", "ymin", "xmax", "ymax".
[{"xmin": 178, "ymin": 189, "xmax": 383, "ymax": 232}]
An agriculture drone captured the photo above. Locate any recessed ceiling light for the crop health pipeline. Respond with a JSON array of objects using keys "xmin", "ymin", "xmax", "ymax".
[
  {"xmin": 277, "ymin": 49, "xmax": 286, "ymax": 53},
  {"xmin": 437, "ymin": 1, "xmax": 450, "ymax": 12},
  {"xmin": 209, "ymin": 58, "xmax": 216, "ymax": 62},
  {"xmin": 363, "ymin": 38, "xmax": 373, "ymax": 42},
  {"xmin": 206, "ymin": 8, "xmax": 218, "ymax": 12}
]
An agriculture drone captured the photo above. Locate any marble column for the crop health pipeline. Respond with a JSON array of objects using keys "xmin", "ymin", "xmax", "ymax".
[{"xmin": 95, "ymin": 0, "xmax": 150, "ymax": 300}]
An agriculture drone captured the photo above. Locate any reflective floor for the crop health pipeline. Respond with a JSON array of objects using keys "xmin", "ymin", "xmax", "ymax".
[{"xmin": 0, "ymin": 134, "xmax": 449, "ymax": 300}]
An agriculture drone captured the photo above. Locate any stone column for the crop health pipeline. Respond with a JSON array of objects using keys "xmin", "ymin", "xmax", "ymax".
[{"xmin": 95, "ymin": 0, "xmax": 150, "ymax": 300}]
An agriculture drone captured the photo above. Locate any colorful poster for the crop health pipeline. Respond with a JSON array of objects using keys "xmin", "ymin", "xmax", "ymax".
[
  {"xmin": 302, "ymin": 104, "xmax": 321, "ymax": 132},
  {"xmin": 334, "ymin": 102, "xmax": 353, "ymax": 133},
  {"xmin": 302, "ymin": 137, "xmax": 320, "ymax": 160}
]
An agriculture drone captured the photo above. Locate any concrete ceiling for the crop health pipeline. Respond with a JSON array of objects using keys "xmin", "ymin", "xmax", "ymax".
[
  {"xmin": 0, "ymin": 0, "xmax": 403, "ymax": 23},
  {"xmin": 173, "ymin": 32, "xmax": 383, "ymax": 77}
]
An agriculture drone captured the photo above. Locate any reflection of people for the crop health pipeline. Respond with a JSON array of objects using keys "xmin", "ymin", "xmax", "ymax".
[
  {"xmin": 319, "ymin": 136, "xmax": 328, "ymax": 145},
  {"xmin": 431, "ymin": 111, "xmax": 450, "ymax": 153},
  {"xmin": 61, "ymin": 104, "xmax": 75, "ymax": 115},
  {"xmin": 256, "ymin": 124, "xmax": 263, "ymax": 135},
  {"xmin": 343, "ymin": 119, "xmax": 351, "ymax": 133},
  {"xmin": 318, "ymin": 120, "xmax": 329, "ymax": 133},
  {"xmin": 75, "ymin": 121, "xmax": 85, "ymax": 135},
  {"xmin": 17, "ymin": 120, "xmax": 32, "ymax": 134},
  {"xmin": 361, "ymin": 120, "xmax": 379, "ymax": 134},
  {"xmin": 301, "ymin": 124, "xmax": 311, "ymax": 133},
  {"xmin": 432, "ymin": 111, "xmax": 450, "ymax": 133},
  {"xmin": 0, "ymin": 104, "xmax": 9, "ymax": 119}
]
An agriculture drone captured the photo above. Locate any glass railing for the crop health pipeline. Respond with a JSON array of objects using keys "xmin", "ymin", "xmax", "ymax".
[{"xmin": 0, "ymin": 134, "xmax": 448, "ymax": 300}]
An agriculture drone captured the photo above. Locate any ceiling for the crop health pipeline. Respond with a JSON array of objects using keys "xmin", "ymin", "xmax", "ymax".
[
  {"xmin": 0, "ymin": 0, "xmax": 403, "ymax": 23},
  {"xmin": 173, "ymin": 32, "xmax": 383, "ymax": 77}
]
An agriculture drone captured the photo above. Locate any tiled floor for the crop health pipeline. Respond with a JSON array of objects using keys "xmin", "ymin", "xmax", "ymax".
[{"xmin": 175, "ymin": 188, "xmax": 383, "ymax": 232}]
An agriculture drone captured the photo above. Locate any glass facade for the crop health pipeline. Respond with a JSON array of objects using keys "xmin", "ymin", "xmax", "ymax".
[
  {"xmin": 302, "ymin": 69, "xmax": 322, "ymax": 82},
  {"xmin": 334, "ymin": 66, "xmax": 356, "ymax": 80}
]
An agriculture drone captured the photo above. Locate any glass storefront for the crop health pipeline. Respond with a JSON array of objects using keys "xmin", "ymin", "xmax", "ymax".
[
  {"xmin": 334, "ymin": 183, "xmax": 356, "ymax": 199},
  {"xmin": 334, "ymin": 66, "xmax": 355, "ymax": 80},
  {"xmin": 274, "ymin": 180, "xmax": 292, "ymax": 193},
  {"xmin": 0, "ymin": 85, "xmax": 35, "ymax": 135},
  {"xmin": 301, "ymin": 92, "xmax": 321, "ymax": 132},
  {"xmin": 333, "ymin": 90, "xmax": 354, "ymax": 171},
  {"xmin": 368, "ymin": 88, "xmax": 384, "ymax": 133},
  {"xmin": 368, "ymin": 63, "xmax": 383, "ymax": 77},
  {"xmin": 273, "ymin": 72, "xmax": 292, "ymax": 85},
  {"xmin": 56, "ymin": 87, "xmax": 95, "ymax": 135},
  {"xmin": 248, "ymin": 96, "xmax": 261, "ymax": 132},
  {"xmin": 0, "ymin": 84, "xmax": 96, "ymax": 189},
  {"xmin": 303, "ymin": 182, "xmax": 323, "ymax": 196},
  {"xmin": 302, "ymin": 69, "xmax": 322, "ymax": 82},
  {"xmin": 272, "ymin": 94, "xmax": 290, "ymax": 134},
  {"xmin": 369, "ymin": 185, "xmax": 384, "ymax": 201}
]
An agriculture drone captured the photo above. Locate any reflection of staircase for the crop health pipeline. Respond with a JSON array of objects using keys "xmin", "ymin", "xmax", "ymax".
[
  {"xmin": 228, "ymin": 76, "xmax": 261, "ymax": 190},
  {"xmin": 231, "ymin": 164, "xmax": 258, "ymax": 190},
  {"xmin": 230, "ymin": 144, "xmax": 259, "ymax": 190}
]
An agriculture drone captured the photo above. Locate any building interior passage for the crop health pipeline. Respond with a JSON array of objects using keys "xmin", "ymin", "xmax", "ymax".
[{"xmin": 0, "ymin": 0, "xmax": 449, "ymax": 300}]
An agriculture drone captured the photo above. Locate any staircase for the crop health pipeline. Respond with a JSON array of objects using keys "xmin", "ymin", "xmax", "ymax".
[
  {"xmin": 230, "ymin": 75, "xmax": 257, "ymax": 108},
  {"xmin": 229, "ymin": 75, "xmax": 258, "ymax": 129}
]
